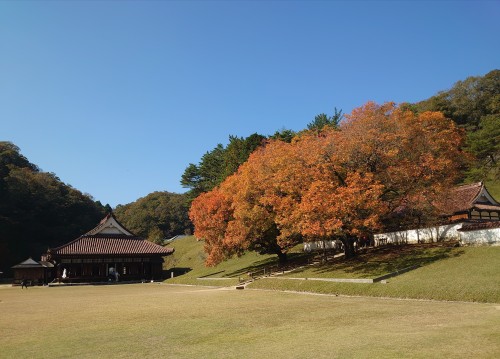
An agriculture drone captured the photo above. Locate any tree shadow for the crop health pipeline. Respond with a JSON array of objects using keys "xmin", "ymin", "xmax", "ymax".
[
  {"xmin": 289, "ymin": 244, "xmax": 465, "ymax": 278},
  {"xmin": 163, "ymin": 267, "xmax": 192, "ymax": 278},
  {"xmin": 224, "ymin": 252, "xmax": 312, "ymax": 278}
]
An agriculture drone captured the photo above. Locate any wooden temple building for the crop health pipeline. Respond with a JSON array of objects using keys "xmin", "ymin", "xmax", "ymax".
[
  {"xmin": 440, "ymin": 182, "xmax": 500, "ymax": 222},
  {"xmin": 42, "ymin": 213, "xmax": 174, "ymax": 283}
]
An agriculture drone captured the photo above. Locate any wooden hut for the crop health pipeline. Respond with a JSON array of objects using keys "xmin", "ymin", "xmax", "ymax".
[{"xmin": 11, "ymin": 257, "xmax": 54, "ymax": 286}]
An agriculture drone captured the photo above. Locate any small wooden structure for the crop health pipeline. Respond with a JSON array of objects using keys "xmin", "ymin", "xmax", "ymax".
[
  {"xmin": 11, "ymin": 257, "xmax": 54, "ymax": 286},
  {"xmin": 45, "ymin": 213, "xmax": 174, "ymax": 283}
]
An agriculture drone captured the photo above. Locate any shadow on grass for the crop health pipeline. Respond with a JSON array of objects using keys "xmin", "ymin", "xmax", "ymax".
[
  {"xmin": 163, "ymin": 267, "xmax": 192, "ymax": 278},
  {"xmin": 224, "ymin": 252, "xmax": 313, "ymax": 278},
  {"xmin": 289, "ymin": 244, "xmax": 465, "ymax": 278}
]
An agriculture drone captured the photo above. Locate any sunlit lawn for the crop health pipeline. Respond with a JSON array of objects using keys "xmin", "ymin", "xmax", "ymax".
[
  {"xmin": 1, "ymin": 284, "xmax": 499, "ymax": 358},
  {"xmin": 166, "ymin": 237, "xmax": 500, "ymax": 303},
  {"xmin": 252, "ymin": 247, "xmax": 500, "ymax": 303},
  {"xmin": 284, "ymin": 244, "xmax": 460, "ymax": 279}
]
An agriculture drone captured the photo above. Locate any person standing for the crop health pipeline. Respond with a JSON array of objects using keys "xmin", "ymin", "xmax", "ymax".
[{"xmin": 21, "ymin": 279, "xmax": 28, "ymax": 289}]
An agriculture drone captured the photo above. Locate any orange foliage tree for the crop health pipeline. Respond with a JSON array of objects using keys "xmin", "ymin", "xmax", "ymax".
[
  {"xmin": 336, "ymin": 102, "xmax": 468, "ymax": 231},
  {"xmin": 189, "ymin": 188, "xmax": 234, "ymax": 265},
  {"xmin": 190, "ymin": 102, "xmax": 468, "ymax": 265}
]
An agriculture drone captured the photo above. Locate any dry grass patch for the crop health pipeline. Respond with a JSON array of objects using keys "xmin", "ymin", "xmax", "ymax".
[{"xmin": 0, "ymin": 284, "xmax": 499, "ymax": 358}]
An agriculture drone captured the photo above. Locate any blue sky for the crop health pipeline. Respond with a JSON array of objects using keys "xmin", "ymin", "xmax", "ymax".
[{"xmin": 1, "ymin": 0, "xmax": 499, "ymax": 207}]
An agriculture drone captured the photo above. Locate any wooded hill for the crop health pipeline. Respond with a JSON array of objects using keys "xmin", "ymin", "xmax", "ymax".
[
  {"xmin": 0, "ymin": 142, "xmax": 109, "ymax": 273},
  {"xmin": 415, "ymin": 69, "xmax": 499, "ymax": 187}
]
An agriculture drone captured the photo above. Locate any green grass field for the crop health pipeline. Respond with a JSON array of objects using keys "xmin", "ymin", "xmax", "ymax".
[
  {"xmin": 251, "ymin": 246, "xmax": 500, "ymax": 303},
  {"xmin": 165, "ymin": 236, "xmax": 500, "ymax": 303},
  {"xmin": 164, "ymin": 236, "xmax": 280, "ymax": 286},
  {"xmin": 1, "ymin": 284, "xmax": 499, "ymax": 358}
]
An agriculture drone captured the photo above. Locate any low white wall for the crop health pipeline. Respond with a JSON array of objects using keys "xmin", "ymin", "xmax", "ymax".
[
  {"xmin": 305, "ymin": 222, "xmax": 500, "ymax": 251},
  {"xmin": 374, "ymin": 223, "xmax": 464, "ymax": 245},
  {"xmin": 459, "ymin": 227, "xmax": 500, "ymax": 246},
  {"xmin": 304, "ymin": 239, "xmax": 343, "ymax": 252}
]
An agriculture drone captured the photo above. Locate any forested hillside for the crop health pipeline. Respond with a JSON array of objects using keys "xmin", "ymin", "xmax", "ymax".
[
  {"xmin": 415, "ymin": 69, "xmax": 499, "ymax": 193},
  {"xmin": 0, "ymin": 142, "xmax": 108, "ymax": 274},
  {"xmin": 114, "ymin": 191, "xmax": 192, "ymax": 243}
]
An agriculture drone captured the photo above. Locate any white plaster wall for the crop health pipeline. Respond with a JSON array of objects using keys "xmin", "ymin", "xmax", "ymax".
[
  {"xmin": 305, "ymin": 223, "xmax": 500, "ymax": 251},
  {"xmin": 100, "ymin": 227, "xmax": 124, "ymax": 234},
  {"xmin": 459, "ymin": 228, "xmax": 500, "ymax": 246},
  {"xmin": 304, "ymin": 239, "xmax": 343, "ymax": 252},
  {"xmin": 374, "ymin": 223, "xmax": 464, "ymax": 245}
]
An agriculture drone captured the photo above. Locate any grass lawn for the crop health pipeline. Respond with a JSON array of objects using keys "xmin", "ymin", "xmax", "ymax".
[
  {"xmin": 283, "ymin": 244, "xmax": 460, "ymax": 279},
  {"xmin": 164, "ymin": 236, "xmax": 281, "ymax": 286},
  {"xmin": 1, "ymin": 284, "xmax": 499, "ymax": 358},
  {"xmin": 251, "ymin": 246, "xmax": 500, "ymax": 303},
  {"xmin": 165, "ymin": 237, "xmax": 500, "ymax": 303}
]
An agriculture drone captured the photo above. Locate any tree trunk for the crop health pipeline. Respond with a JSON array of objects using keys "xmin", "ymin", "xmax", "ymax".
[
  {"xmin": 341, "ymin": 237, "xmax": 357, "ymax": 259},
  {"xmin": 276, "ymin": 251, "xmax": 288, "ymax": 266}
]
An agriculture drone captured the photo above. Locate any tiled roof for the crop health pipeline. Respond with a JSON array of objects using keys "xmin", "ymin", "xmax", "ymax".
[
  {"xmin": 459, "ymin": 221, "xmax": 500, "ymax": 232},
  {"xmin": 12, "ymin": 258, "xmax": 54, "ymax": 269},
  {"xmin": 51, "ymin": 235, "xmax": 175, "ymax": 256},
  {"xmin": 439, "ymin": 182, "xmax": 500, "ymax": 215}
]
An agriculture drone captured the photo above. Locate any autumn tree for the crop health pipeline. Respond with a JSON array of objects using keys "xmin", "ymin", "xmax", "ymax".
[
  {"xmin": 190, "ymin": 141, "xmax": 301, "ymax": 266},
  {"xmin": 335, "ymin": 102, "xmax": 468, "ymax": 232},
  {"xmin": 189, "ymin": 187, "xmax": 234, "ymax": 265},
  {"xmin": 190, "ymin": 102, "xmax": 467, "ymax": 265}
]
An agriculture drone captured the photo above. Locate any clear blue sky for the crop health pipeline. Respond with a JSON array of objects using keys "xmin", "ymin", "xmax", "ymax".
[{"xmin": 1, "ymin": 0, "xmax": 499, "ymax": 207}]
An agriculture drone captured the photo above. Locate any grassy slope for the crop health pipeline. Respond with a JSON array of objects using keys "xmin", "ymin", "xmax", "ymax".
[
  {"xmin": 165, "ymin": 237, "xmax": 500, "ymax": 303},
  {"xmin": 1, "ymin": 284, "xmax": 499, "ymax": 359},
  {"xmin": 164, "ymin": 236, "xmax": 278, "ymax": 286},
  {"xmin": 252, "ymin": 247, "xmax": 500, "ymax": 303}
]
